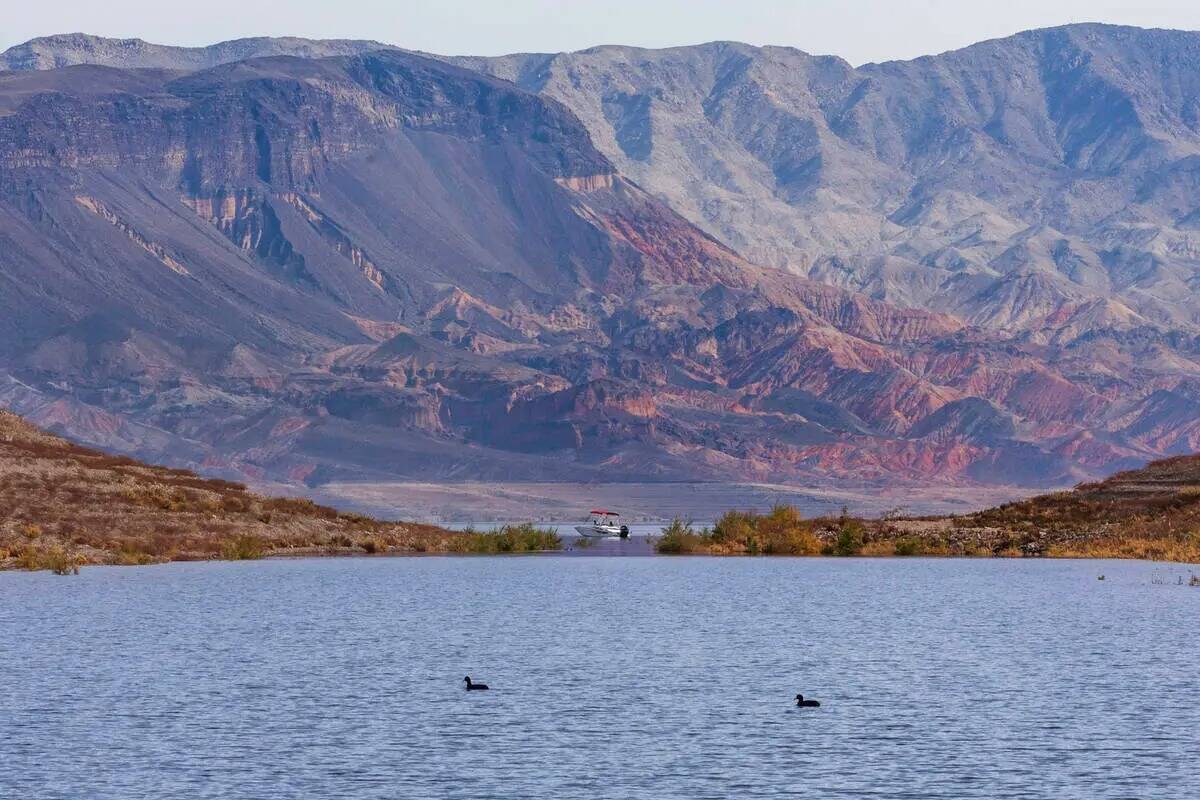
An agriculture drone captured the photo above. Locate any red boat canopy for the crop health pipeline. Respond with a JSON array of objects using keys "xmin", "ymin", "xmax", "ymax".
[{"xmin": 589, "ymin": 509, "xmax": 618, "ymax": 515}]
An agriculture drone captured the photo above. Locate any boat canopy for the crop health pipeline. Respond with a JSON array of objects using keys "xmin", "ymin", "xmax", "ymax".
[{"xmin": 589, "ymin": 509, "xmax": 618, "ymax": 516}]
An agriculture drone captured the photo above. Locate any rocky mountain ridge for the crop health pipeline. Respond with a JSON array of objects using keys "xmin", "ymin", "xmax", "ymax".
[
  {"xmin": 0, "ymin": 32, "xmax": 398, "ymax": 72},
  {"xmin": 451, "ymin": 25, "xmax": 1200, "ymax": 344},
  {"xmin": 10, "ymin": 27, "xmax": 1200, "ymax": 340},
  {"xmin": 2, "ymin": 30, "xmax": 1200, "ymax": 499}
]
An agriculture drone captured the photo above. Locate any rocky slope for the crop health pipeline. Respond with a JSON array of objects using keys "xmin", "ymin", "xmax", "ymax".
[
  {"xmin": 454, "ymin": 25, "xmax": 1200, "ymax": 340},
  {"xmin": 0, "ymin": 410, "xmax": 457, "ymax": 569},
  {"xmin": 1, "ymin": 35, "xmax": 1199, "ymax": 496},
  {"xmin": 941, "ymin": 452, "xmax": 1200, "ymax": 560}
]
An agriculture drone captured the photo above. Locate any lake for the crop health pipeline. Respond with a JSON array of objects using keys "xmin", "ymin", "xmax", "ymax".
[{"xmin": 2, "ymin": 556, "xmax": 1197, "ymax": 798}]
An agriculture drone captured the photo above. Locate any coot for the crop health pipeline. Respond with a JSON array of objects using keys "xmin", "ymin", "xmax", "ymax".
[{"xmin": 795, "ymin": 693, "xmax": 820, "ymax": 707}]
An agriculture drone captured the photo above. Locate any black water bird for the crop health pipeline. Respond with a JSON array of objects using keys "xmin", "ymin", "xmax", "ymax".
[
  {"xmin": 464, "ymin": 676, "xmax": 489, "ymax": 691},
  {"xmin": 795, "ymin": 694, "xmax": 820, "ymax": 708}
]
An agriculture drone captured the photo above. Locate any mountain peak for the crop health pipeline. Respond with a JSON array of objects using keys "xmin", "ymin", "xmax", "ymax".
[{"xmin": 0, "ymin": 33, "xmax": 399, "ymax": 72}]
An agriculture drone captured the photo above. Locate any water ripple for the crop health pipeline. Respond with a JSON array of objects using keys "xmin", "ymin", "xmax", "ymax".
[{"xmin": 1, "ymin": 556, "xmax": 1197, "ymax": 798}]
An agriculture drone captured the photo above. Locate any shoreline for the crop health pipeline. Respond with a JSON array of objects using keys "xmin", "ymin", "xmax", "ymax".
[
  {"xmin": 6, "ymin": 540, "xmax": 1199, "ymax": 573},
  {"xmin": 6, "ymin": 411, "xmax": 1200, "ymax": 573}
]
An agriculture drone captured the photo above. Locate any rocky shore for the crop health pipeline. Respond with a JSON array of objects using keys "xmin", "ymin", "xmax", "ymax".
[{"xmin": 654, "ymin": 457, "xmax": 1200, "ymax": 563}]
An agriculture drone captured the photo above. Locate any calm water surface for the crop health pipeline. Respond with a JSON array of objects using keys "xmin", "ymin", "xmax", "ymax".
[{"xmin": 2, "ymin": 557, "xmax": 1198, "ymax": 799}]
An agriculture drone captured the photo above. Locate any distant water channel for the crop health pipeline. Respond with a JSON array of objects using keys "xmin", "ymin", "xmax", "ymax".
[
  {"xmin": 2, "ymin": 557, "xmax": 1198, "ymax": 799},
  {"xmin": 449, "ymin": 522, "xmax": 666, "ymax": 556}
]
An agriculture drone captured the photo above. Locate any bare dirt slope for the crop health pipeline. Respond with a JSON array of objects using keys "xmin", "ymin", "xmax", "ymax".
[{"xmin": 0, "ymin": 411, "xmax": 456, "ymax": 569}]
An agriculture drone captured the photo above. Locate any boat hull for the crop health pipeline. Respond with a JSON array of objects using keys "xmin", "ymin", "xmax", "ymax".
[{"xmin": 574, "ymin": 525, "xmax": 622, "ymax": 538}]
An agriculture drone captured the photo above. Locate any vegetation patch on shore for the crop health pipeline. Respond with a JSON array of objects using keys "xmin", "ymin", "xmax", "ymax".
[
  {"xmin": 654, "ymin": 455, "xmax": 1200, "ymax": 563},
  {"xmin": 655, "ymin": 508, "xmax": 881, "ymax": 557},
  {"xmin": 448, "ymin": 523, "xmax": 562, "ymax": 554}
]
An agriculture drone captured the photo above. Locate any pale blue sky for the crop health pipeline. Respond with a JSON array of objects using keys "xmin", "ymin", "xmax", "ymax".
[{"xmin": 4, "ymin": 1, "xmax": 1200, "ymax": 64}]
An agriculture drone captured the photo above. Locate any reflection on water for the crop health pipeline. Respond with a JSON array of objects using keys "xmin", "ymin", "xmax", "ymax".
[{"xmin": 2, "ymin": 557, "xmax": 1197, "ymax": 799}]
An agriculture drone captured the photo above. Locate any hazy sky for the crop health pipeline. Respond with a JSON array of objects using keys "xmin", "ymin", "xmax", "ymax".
[{"xmin": 5, "ymin": 1, "xmax": 1200, "ymax": 64}]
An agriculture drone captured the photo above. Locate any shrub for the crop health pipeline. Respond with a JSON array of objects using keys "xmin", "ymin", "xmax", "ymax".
[
  {"xmin": 14, "ymin": 544, "xmax": 81, "ymax": 574},
  {"xmin": 893, "ymin": 537, "xmax": 925, "ymax": 556},
  {"xmin": 708, "ymin": 506, "xmax": 820, "ymax": 555},
  {"xmin": 447, "ymin": 533, "xmax": 484, "ymax": 554},
  {"xmin": 44, "ymin": 546, "xmax": 81, "ymax": 575},
  {"xmin": 115, "ymin": 541, "xmax": 157, "ymax": 566},
  {"xmin": 760, "ymin": 504, "xmax": 804, "ymax": 536},
  {"xmin": 219, "ymin": 534, "xmax": 267, "ymax": 561},
  {"xmin": 830, "ymin": 514, "xmax": 865, "ymax": 556},
  {"xmin": 359, "ymin": 536, "xmax": 389, "ymax": 554},
  {"xmin": 16, "ymin": 545, "xmax": 41, "ymax": 571},
  {"xmin": 712, "ymin": 510, "xmax": 756, "ymax": 544},
  {"xmin": 770, "ymin": 530, "xmax": 816, "ymax": 552},
  {"xmin": 448, "ymin": 524, "xmax": 561, "ymax": 554},
  {"xmin": 655, "ymin": 518, "xmax": 706, "ymax": 554},
  {"xmin": 501, "ymin": 523, "xmax": 561, "ymax": 552}
]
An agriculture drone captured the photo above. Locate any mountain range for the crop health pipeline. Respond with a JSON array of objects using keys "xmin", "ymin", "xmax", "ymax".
[
  {"xmin": 2, "ymin": 25, "xmax": 1200, "ymax": 506},
  {"xmin": 455, "ymin": 26, "xmax": 1200, "ymax": 333}
]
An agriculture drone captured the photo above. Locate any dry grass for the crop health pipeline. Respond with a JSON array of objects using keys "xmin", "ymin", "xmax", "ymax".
[
  {"xmin": 0, "ymin": 410, "xmax": 478, "ymax": 571},
  {"xmin": 656, "ymin": 455, "xmax": 1200, "ymax": 564},
  {"xmin": 1043, "ymin": 535, "xmax": 1200, "ymax": 562}
]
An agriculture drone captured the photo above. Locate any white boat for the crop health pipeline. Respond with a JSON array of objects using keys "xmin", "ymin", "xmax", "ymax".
[{"xmin": 574, "ymin": 509, "xmax": 630, "ymax": 539}]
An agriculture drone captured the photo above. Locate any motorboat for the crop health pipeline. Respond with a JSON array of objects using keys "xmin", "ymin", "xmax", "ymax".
[{"xmin": 574, "ymin": 509, "xmax": 630, "ymax": 539}]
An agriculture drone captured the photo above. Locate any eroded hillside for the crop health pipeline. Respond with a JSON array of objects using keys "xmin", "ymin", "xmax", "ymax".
[{"xmin": 0, "ymin": 411, "xmax": 456, "ymax": 569}]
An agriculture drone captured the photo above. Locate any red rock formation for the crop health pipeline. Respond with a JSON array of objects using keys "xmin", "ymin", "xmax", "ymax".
[{"xmin": 0, "ymin": 47, "xmax": 1194, "ymax": 494}]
